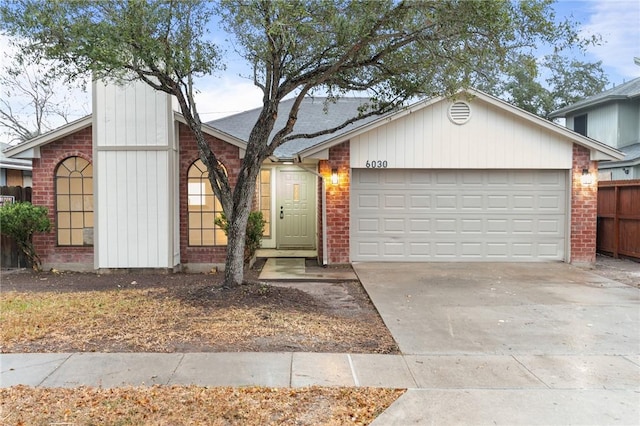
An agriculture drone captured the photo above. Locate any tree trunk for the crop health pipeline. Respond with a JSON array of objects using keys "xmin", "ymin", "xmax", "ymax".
[
  {"xmin": 223, "ymin": 205, "xmax": 250, "ymax": 287},
  {"xmin": 221, "ymin": 104, "xmax": 277, "ymax": 288},
  {"xmin": 222, "ymin": 155, "xmax": 263, "ymax": 288}
]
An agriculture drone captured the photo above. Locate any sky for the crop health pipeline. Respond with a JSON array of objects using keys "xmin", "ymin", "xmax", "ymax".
[
  {"xmin": 1, "ymin": 0, "xmax": 639, "ymax": 144},
  {"xmin": 193, "ymin": 0, "xmax": 640, "ymax": 123}
]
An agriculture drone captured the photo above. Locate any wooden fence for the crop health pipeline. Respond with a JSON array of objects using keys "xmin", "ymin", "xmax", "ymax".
[
  {"xmin": 597, "ymin": 179, "xmax": 640, "ymax": 261},
  {"xmin": 1, "ymin": 186, "xmax": 33, "ymax": 268}
]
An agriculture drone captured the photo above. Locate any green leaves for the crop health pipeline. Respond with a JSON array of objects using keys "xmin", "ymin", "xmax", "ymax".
[
  {"xmin": 0, "ymin": 202, "xmax": 51, "ymax": 270},
  {"xmin": 215, "ymin": 211, "xmax": 266, "ymax": 263}
]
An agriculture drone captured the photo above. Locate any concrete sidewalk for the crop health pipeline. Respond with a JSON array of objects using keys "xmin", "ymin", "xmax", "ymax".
[
  {"xmin": 3, "ymin": 351, "xmax": 639, "ymax": 390},
  {"xmin": 2, "ymin": 351, "xmax": 639, "ymax": 424}
]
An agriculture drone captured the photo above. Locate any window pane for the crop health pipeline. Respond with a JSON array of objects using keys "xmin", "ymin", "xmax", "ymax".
[
  {"xmin": 57, "ymin": 179, "xmax": 70, "ymax": 195},
  {"xmin": 202, "ymin": 213, "xmax": 215, "ymax": 229},
  {"xmin": 57, "ymin": 195, "xmax": 70, "ymax": 211},
  {"xmin": 58, "ymin": 212, "xmax": 71, "ymax": 228},
  {"xmin": 57, "ymin": 161, "xmax": 71, "ymax": 177},
  {"xmin": 84, "ymin": 212, "xmax": 94, "ymax": 227},
  {"xmin": 83, "ymin": 196, "xmax": 93, "ymax": 211},
  {"xmin": 71, "ymin": 212, "xmax": 84, "ymax": 228},
  {"xmin": 202, "ymin": 230, "xmax": 215, "ymax": 245},
  {"xmin": 189, "ymin": 213, "xmax": 201, "ymax": 228},
  {"xmin": 70, "ymin": 195, "xmax": 84, "ymax": 211},
  {"xmin": 71, "ymin": 229, "xmax": 83, "ymax": 245},
  {"xmin": 189, "ymin": 230, "xmax": 202, "ymax": 246},
  {"xmin": 58, "ymin": 229, "xmax": 70, "ymax": 245},
  {"xmin": 83, "ymin": 178, "xmax": 93, "ymax": 194}
]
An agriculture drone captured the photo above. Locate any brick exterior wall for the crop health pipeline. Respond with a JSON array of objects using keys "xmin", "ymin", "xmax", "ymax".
[
  {"xmin": 28, "ymin": 124, "xmax": 600, "ymax": 269},
  {"xmin": 178, "ymin": 123, "xmax": 241, "ymax": 265},
  {"xmin": 570, "ymin": 143, "xmax": 598, "ymax": 265},
  {"xmin": 318, "ymin": 141, "xmax": 351, "ymax": 264},
  {"xmin": 31, "ymin": 126, "xmax": 94, "ymax": 268}
]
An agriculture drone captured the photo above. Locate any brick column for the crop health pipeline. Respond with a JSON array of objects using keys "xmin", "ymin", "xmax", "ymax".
[
  {"xmin": 318, "ymin": 141, "xmax": 350, "ymax": 264},
  {"xmin": 570, "ymin": 144, "xmax": 598, "ymax": 265}
]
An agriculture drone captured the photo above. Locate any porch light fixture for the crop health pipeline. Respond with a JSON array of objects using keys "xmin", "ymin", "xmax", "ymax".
[
  {"xmin": 623, "ymin": 167, "xmax": 630, "ymax": 175},
  {"xmin": 581, "ymin": 168, "xmax": 593, "ymax": 186},
  {"xmin": 331, "ymin": 168, "xmax": 339, "ymax": 185}
]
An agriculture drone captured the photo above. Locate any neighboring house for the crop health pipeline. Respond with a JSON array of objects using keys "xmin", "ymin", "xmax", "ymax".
[
  {"xmin": 550, "ymin": 77, "xmax": 640, "ymax": 180},
  {"xmin": 3, "ymin": 81, "xmax": 623, "ymax": 272},
  {"xmin": 0, "ymin": 142, "xmax": 32, "ymax": 187}
]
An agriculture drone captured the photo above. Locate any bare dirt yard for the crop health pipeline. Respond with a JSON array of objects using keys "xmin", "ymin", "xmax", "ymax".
[{"xmin": 0, "ymin": 260, "xmax": 398, "ymax": 354}]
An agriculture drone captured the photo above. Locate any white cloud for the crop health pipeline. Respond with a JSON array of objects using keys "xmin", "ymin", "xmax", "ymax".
[
  {"xmin": 194, "ymin": 75, "xmax": 262, "ymax": 122},
  {"xmin": 580, "ymin": 0, "xmax": 640, "ymax": 80}
]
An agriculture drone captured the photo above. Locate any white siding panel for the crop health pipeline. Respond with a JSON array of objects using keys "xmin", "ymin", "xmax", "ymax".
[
  {"xmin": 95, "ymin": 81, "xmax": 170, "ymax": 147},
  {"xmin": 94, "ymin": 80, "xmax": 177, "ymax": 269},
  {"xmin": 97, "ymin": 150, "xmax": 171, "ymax": 268},
  {"xmin": 350, "ymin": 98, "xmax": 573, "ymax": 169}
]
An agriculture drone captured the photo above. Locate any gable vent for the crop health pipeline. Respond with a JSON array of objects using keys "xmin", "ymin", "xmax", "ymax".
[{"xmin": 448, "ymin": 101, "xmax": 471, "ymax": 125}]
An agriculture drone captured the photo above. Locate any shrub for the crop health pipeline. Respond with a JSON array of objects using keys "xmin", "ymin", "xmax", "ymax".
[
  {"xmin": 0, "ymin": 202, "xmax": 51, "ymax": 270},
  {"xmin": 215, "ymin": 211, "xmax": 266, "ymax": 263}
]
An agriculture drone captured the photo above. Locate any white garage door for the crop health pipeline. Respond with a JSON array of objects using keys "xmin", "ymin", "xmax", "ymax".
[{"xmin": 351, "ymin": 169, "xmax": 567, "ymax": 261}]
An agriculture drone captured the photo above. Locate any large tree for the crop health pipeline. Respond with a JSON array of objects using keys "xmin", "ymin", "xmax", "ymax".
[
  {"xmin": 477, "ymin": 52, "xmax": 609, "ymax": 119},
  {"xmin": 1, "ymin": 0, "xmax": 596, "ymax": 287}
]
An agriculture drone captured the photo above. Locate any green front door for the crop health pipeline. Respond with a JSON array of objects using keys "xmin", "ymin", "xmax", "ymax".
[{"xmin": 276, "ymin": 169, "xmax": 316, "ymax": 249}]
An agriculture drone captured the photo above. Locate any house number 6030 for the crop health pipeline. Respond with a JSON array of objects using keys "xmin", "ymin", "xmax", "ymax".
[{"xmin": 365, "ymin": 160, "xmax": 388, "ymax": 168}]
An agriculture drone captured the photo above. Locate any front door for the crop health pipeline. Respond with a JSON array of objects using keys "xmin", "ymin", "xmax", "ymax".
[{"xmin": 276, "ymin": 169, "xmax": 316, "ymax": 249}]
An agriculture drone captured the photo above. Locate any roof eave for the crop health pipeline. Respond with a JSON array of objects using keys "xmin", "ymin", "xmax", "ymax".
[
  {"xmin": 300, "ymin": 88, "xmax": 624, "ymax": 162},
  {"xmin": 598, "ymin": 157, "xmax": 639, "ymax": 168},
  {"xmin": 3, "ymin": 116, "xmax": 93, "ymax": 158},
  {"xmin": 298, "ymin": 97, "xmax": 441, "ymax": 160},
  {"xmin": 549, "ymin": 95, "xmax": 632, "ymax": 118},
  {"xmin": 0, "ymin": 161, "xmax": 32, "ymax": 171}
]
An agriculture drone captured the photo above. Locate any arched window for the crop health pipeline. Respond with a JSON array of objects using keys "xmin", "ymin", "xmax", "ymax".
[
  {"xmin": 55, "ymin": 156, "xmax": 93, "ymax": 246},
  {"xmin": 187, "ymin": 159, "xmax": 227, "ymax": 246}
]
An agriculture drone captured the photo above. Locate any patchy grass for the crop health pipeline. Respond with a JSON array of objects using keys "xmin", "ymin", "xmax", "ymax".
[
  {"xmin": 0, "ymin": 284, "xmax": 398, "ymax": 353},
  {"xmin": 1, "ymin": 385, "xmax": 404, "ymax": 425}
]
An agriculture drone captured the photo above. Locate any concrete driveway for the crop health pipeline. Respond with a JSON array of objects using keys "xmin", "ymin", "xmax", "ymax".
[{"xmin": 353, "ymin": 262, "xmax": 640, "ymax": 425}]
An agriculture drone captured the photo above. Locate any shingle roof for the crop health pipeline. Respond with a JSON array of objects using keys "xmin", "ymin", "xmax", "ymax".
[
  {"xmin": 207, "ymin": 97, "xmax": 387, "ymax": 159},
  {"xmin": 550, "ymin": 77, "xmax": 640, "ymax": 118},
  {"xmin": 599, "ymin": 143, "xmax": 640, "ymax": 167}
]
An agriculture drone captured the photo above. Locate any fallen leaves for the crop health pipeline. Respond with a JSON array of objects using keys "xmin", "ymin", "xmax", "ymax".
[
  {"xmin": 1, "ymin": 385, "xmax": 404, "ymax": 425},
  {"xmin": 0, "ymin": 283, "xmax": 398, "ymax": 354}
]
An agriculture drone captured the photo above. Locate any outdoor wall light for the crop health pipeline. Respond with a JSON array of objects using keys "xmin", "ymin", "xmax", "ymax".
[
  {"xmin": 623, "ymin": 167, "xmax": 630, "ymax": 175},
  {"xmin": 581, "ymin": 168, "xmax": 593, "ymax": 186},
  {"xmin": 331, "ymin": 168, "xmax": 339, "ymax": 185}
]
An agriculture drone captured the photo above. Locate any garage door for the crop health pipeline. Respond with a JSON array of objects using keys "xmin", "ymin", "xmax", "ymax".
[{"xmin": 351, "ymin": 169, "xmax": 567, "ymax": 261}]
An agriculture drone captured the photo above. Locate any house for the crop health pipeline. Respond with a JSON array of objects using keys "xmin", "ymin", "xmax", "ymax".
[
  {"xmin": 550, "ymin": 77, "xmax": 640, "ymax": 180},
  {"xmin": 2, "ymin": 81, "xmax": 623, "ymax": 272},
  {"xmin": 0, "ymin": 142, "xmax": 32, "ymax": 187}
]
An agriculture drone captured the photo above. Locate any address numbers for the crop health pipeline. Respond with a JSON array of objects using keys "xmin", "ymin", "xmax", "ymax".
[{"xmin": 365, "ymin": 160, "xmax": 388, "ymax": 168}]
